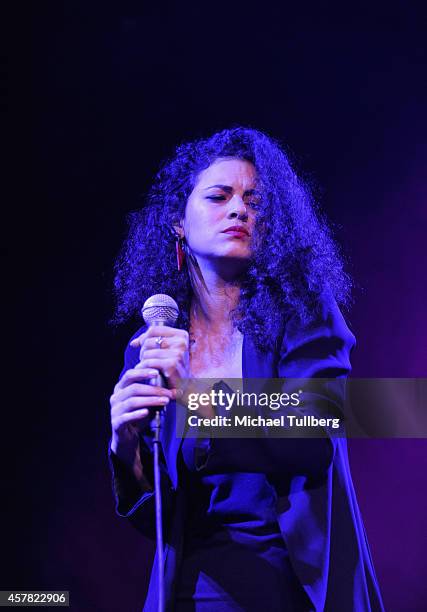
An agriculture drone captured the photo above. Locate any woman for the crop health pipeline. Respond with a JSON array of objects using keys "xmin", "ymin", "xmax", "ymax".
[{"xmin": 108, "ymin": 127, "xmax": 385, "ymax": 611}]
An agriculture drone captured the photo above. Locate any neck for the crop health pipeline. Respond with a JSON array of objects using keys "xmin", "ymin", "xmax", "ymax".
[{"xmin": 188, "ymin": 257, "xmax": 243, "ymax": 331}]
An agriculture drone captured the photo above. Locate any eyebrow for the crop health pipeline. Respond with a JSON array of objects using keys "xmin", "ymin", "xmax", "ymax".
[{"xmin": 203, "ymin": 184, "xmax": 260, "ymax": 196}]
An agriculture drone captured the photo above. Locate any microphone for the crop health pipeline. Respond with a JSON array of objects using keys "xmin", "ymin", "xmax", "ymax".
[
  {"xmin": 142, "ymin": 293, "xmax": 180, "ymax": 328},
  {"xmin": 140, "ymin": 295, "xmax": 179, "ymax": 607},
  {"xmin": 141, "ymin": 294, "xmax": 179, "ymax": 389}
]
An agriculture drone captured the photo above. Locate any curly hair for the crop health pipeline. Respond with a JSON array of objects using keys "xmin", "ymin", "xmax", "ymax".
[{"xmin": 112, "ymin": 126, "xmax": 352, "ymax": 351}]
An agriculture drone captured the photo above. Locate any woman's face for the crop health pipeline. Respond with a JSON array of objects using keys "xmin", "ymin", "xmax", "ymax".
[{"xmin": 181, "ymin": 158, "xmax": 259, "ymax": 270}]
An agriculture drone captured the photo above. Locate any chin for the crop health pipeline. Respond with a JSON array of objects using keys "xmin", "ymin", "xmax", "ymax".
[
  {"xmin": 218, "ymin": 249, "xmax": 252, "ymax": 263},
  {"xmin": 219, "ymin": 249, "xmax": 251, "ymax": 260},
  {"xmin": 218, "ymin": 243, "xmax": 251, "ymax": 256}
]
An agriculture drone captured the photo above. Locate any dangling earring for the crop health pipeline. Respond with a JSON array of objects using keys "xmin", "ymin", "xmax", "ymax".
[{"xmin": 176, "ymin": 236, "xmax": 185, "ymax": 271}]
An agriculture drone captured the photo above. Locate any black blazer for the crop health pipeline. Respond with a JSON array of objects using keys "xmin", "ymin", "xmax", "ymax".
[{"xmin": 109, "ymin": 292, "xmax": 385, "ymax": 611}]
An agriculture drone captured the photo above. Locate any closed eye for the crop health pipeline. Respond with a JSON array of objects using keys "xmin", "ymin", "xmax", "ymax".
[
  {"xmin": 206, "ymin": 195, "xmax": 226, "ymax": 201},
  {"xmin": 206, "ymin": 195, "xmax": 261, "ymax": 208}
]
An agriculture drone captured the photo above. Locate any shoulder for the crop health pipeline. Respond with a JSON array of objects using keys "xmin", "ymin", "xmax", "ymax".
[
  {"xmin": 283, "ymin": 290, "xmax": 356, "ymax": 349},
  {"xmin": 278, "ymin": 291, "xmax": 356, "ymax": 377}
]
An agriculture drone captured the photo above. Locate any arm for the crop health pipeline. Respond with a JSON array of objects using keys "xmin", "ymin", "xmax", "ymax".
[
  {"xmin": 262, "ymin": 291, "xmax": 356, "ymax": 471},
  {"xmin": 108, "ymin": 327, "xmax": 174, "ymax": 539}
]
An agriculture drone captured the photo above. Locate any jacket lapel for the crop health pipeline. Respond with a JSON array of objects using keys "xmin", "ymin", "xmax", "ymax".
[{"xmin": 161, "ymin": 333, "xmax": 278, "ymax": 489}]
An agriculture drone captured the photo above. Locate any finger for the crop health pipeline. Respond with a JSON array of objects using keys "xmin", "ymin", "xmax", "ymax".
[
  {"xmin": 129, "ymin": 327, "xmax": 155, "ymax": 347},
  {"xmin": 141, "ymin": 337, "xmax": 171, "ymax": 351},
  {"xmin": 141, "ymin": 336, "xmax": 188, "ymax": 352},
  {"xmin": 142, "ymin": 326, "xmax": 188, "ymax": 340},
  {"xmin": 168, "ymin": 388, "xmax": 180, "ymax": 400},
  {"xmin": 140, "ymin": 348, "xmax": 180, "ymax": 361},
  {"xmin": 129, "ymin": 331, "xmax": 148, "ymax": 347},
  {"xmin": 134, "ymin": 363, "xmax": 159, "ymax": 372},
  {"xmin": 130, "ymin": 327, "xmax": 188, "ymax": 349},
  {"xmin": 138, "ymin": 357, "xmax": 175, "ymax": 376},
  {"xmin": 116, "ymin": 367, "xmax": 164, "ymax": 390},
  {"xmin": 112, "ymin": 395, "xmax": 170, "ymax": 417},
  {"xmin": 113, "ymin": 408, "xmax": 150, "ymax": 429},
  {"xmin": 115, "ymin": 383, "xmax": 174, "ymax": 402}
]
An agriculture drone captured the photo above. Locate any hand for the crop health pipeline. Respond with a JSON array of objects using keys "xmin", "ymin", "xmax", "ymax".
[
  {"xmin": 130, "ymin": 325, "xmax": 190, "ymax": 392},
  {"xmin": 131, "ymin": 326, "xmax": 220, "ymax": 419},
  {"xmin": 110, "ymin": 365, "xmax": 175, "ymax": 455}
]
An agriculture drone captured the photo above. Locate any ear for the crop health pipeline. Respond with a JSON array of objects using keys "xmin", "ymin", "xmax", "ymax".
[{"xmin": 172, "ymin": 222, "xmax": 185, "ymax": 239}]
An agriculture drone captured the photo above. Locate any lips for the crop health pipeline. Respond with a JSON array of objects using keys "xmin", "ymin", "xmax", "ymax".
[{"xmin": 222, "ymin": 225, "xmax": 250, "ymax": 236}]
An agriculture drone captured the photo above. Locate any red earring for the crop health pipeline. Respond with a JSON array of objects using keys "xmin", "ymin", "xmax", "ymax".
[{"xmin": 176, "ymin": 237, "xmax": 185, "ymax": 271}]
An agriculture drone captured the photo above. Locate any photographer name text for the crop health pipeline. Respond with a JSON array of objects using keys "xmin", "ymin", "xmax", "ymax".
[{"xmin": 187, "ymin": 414, "xmax": 341, "ymax": 429}]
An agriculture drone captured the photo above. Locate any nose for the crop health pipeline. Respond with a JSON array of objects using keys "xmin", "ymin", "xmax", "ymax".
[{"xmin": 227, "ymin": 195, "xmax": 248, "ymax": 221}]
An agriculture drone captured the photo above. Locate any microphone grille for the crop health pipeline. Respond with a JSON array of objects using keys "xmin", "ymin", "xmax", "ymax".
[{"xmin": 142, "ymin": 294, "xmax": 179, "ymax": 326}]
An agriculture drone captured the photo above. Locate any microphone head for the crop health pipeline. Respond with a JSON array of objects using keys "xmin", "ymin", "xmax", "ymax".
[{"xmin": 142, "ymin": 294, "xmax": 179, "ymax": 327}]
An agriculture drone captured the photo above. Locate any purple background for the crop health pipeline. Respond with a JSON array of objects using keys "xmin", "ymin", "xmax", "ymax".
[{"xmin": 9, "ymin": 1, "xmax": 427, "ymax": 610}]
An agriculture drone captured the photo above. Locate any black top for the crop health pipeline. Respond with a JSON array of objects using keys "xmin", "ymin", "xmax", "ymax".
[{"xmin": 174, "ymin": 433, "xmax": 312, "ymax": 611}]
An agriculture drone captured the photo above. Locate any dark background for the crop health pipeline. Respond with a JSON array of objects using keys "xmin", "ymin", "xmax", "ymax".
[{"xmin": 7, "ymin": 1, "xmax": 427, "ymax": 610}]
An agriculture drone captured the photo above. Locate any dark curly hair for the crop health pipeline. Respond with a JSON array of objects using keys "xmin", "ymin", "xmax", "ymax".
[{"xmin": 113, "ymin": 127, "xmax": 352, "ymax": 351}]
